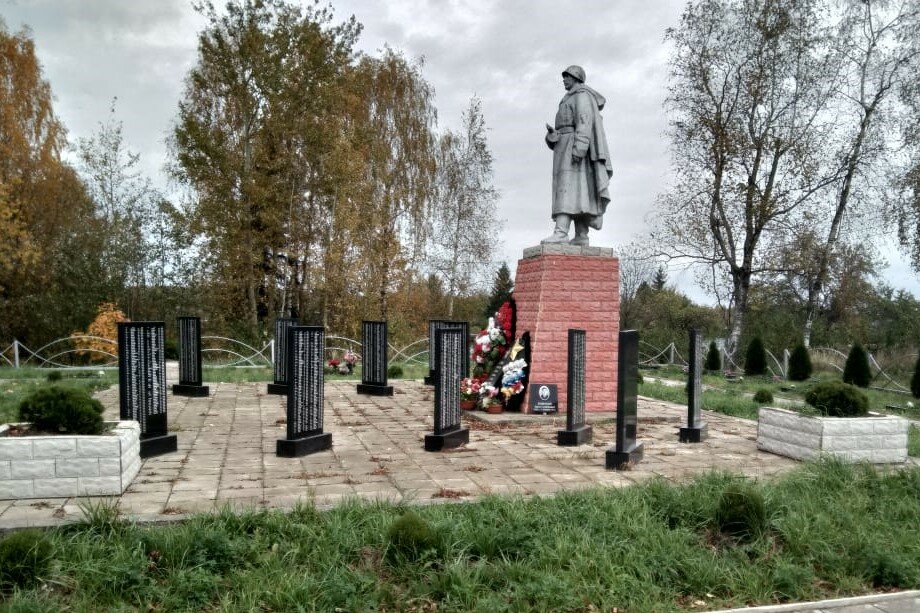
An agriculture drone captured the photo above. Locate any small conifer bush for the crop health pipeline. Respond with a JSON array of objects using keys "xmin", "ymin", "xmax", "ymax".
[
  {"xmin": 45, "ymin": 370, "xmax": 62, "ymax": 382},
  {"xmin": 387, "ymin": 364, "xmax": 404, "ymax": 379},
  {"xmin": 713, "ymin": 484, "xmax": 768, "ymax": 543},
  {"xmin": 787, "ymin": 343, "xmax": 812, "ymax": 382},
  {"xmin": 911, "ymin": 353, "xmax": 920, "ymax": 399},
  {"xmin": 0, "ymin": 530, "xmax": 52, "ymax": 591},
  {"xmin": 704, "ymin": 341, "xmax": 721, "ymax": 372},
  {"xmin": 387, "ymin": 512, "xmax": 440, "ymax": 562},
  {"xmin": 842, "ymin": 343, "xmax": 871, "ymax": 388},
  {"xmin": 804, "ymin": 381, "xmax": 869, "ymax": 417},
  {"xmin": 753, "ymin": 388, "xmax": 773, "ymax": 404},
  {"xmin": 19, "ymin": 387, "xmax": 105, "ymax": 435},
  {"xmin": 744, "ymin": 336, "xmax": 767, "ymax": 376}
]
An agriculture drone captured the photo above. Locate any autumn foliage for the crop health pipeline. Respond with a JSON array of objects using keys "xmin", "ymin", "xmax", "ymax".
[{"xmin": 71, "ymin": 303, "xmax": 128, "ymax": 362}]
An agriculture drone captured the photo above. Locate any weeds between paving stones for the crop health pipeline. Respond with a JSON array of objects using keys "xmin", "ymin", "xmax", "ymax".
[
  {"xmin": 463, "ymin": 466, "xmax": 486, "ymax": 472},
  {"xmin": 432, "ymin": 488, "xmax": 470, "ymax": 499},
  {"xmin": 371, "ymin": 466, "xmax": 391, "ymax": 476}
]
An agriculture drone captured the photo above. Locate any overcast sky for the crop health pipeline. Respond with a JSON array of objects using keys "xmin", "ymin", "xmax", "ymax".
[{"xmin": 2, "ymin": 0, "xmax": 918, "ymax": 301}]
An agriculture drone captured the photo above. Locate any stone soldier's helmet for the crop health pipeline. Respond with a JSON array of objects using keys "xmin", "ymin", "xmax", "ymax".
[{"xmin": 561, "ymin": 65, "xmax": 586, "ymax": 83}]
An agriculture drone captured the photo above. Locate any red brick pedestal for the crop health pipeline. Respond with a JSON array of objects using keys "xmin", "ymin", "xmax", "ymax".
[{"xmin": 514, "ymin": 245, "xmax": 619, "ymax": 413}]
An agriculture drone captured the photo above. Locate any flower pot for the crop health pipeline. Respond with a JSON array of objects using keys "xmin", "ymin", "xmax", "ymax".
[
  {"xmin": 486, "ymin": 403, "xmax": 504, "ymax": 415},
  {"xmin": 460, "ymin": 399, "xmax": 477, "ymax": 410}
]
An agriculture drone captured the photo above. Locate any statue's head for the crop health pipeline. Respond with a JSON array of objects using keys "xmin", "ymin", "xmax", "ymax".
[{"xmin": 561, "ymin": 65, "xmax": 586, "ymax": 84}]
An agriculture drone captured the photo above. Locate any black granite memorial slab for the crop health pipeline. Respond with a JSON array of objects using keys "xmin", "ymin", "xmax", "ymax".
[
  {"xmin": 679, "ymin": 328, "xmax": 709, "ymax": 443},
  {"xmin": 172, "ymin": 316, "xmax": 209, "ymax": 397},
  {"xmin": 118, "ymin": 322, "xmax": 177, "ymax": 458},
  {"xmin": 558, "ymin": 329, "xmax": 593, "ymax": 446},
  {"xmin": 424, "ymin": 320, "xmax": 469, "ymax": 385},
  {"xmin": 424, "ymin": 328, "xmax": 469, "ymax": 451},
  {"xmin": 356, "ymin": 320, "xmax": 393, "ymax": 396},
  {"xmin": 276, "ymin": 326, "xmax": 332, "ymax": 457},
  {"xmin": 267, "ymin": 317, "xmax": 298, "ymax": 395},
  {"xmin": 607, "ymin": 329, "xmax": 644, "ymax": 469}
]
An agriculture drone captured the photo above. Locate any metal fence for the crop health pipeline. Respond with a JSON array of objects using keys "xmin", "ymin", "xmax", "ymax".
[{"xmin": 0, "ymin": 335, "xmax": 432, "ymax": 371}]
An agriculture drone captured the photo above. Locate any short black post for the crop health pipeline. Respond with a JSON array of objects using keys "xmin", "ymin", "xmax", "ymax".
[
  {"xmin": 276, "ymin": 326, "xmax": 332, "ymax": 457},
  {"xmin": 679, "ymin": 328, "xmax": 709, "ymax": 443},
  {"xmin": 267, "ymin": 317, "xmax": 298, "ymax": 395},
  {"xmin": 172, "ymin": 316, "xmax": 209, "ymax": 397},
  {"xmin": 607, "ymin": 329, "xmax": 644, "ymax": 469},
  {"xmin": 118, "ymin": 322, "xmax": 177, "ymax": 458},
  {"xmin": 424, "ymin": 327, "xmax": 470, "ymax": 451},
  {"xmin": 557, "ymin": 329, "xmax": 593, "ymax": 446},
  {"xmin": 423, "ymin": 320, "xmax": 469, "ymax": 385},
  {"xmin": 356, "ymin": 320, "xmax": 393, "ymax": 396}
]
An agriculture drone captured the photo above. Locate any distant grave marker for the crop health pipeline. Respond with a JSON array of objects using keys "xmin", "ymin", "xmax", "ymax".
[
  {"xmin": 172, "ymin": 316, "xmax": 209, "ymax": 397},
  {"xmin": 557, "ymin": 329, "xmax": 593, "ymax": 445},
  {"xmin": 276, "ymin": 326, "xmax": 332, "ymax": 457},
  {"xmin": 679, "ymin": 328, "xmax": 708, "ymax": 443},
  {"xmin": 267, "ymin": 317, "xmax": 298, "ymax": 395},
  {"xmin": 357, "ymin": 320, "xmax": 393, "ymax": 396},
  {"xmin": 118, "ymin": 322, "xmax": 177, "ymax": 458},
  {"xmin": 424, "ymin": 320, "xmax": 469, "ymax": 385},
  {"xmin": 606, "ymin": 329, "xmax": 644, "ymax": 469},
  {"xmin": 424, "ymin": 327, "xmax": 470, "ymax": 451}
]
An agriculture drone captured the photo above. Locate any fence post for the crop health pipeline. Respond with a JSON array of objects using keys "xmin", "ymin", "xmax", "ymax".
[
  {"xmin": 669, "ymin": 343, "xmax": 675, "ymax": 365},
  {"xmin": 783, "ymin": 349, "xmax": 790, "ymax": 379},
  {"xmin": 269, "ymin": 339, "xmax": 275, "ymax": 370},
  {"xmin": 13, "ymin": 340, "xmax": 19, "ymax": 369}
]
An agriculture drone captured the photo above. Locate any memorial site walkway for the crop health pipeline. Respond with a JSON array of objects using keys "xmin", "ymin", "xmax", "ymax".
[{"xmin": 0, "ymin": 378, "xmax": 797, "ymax": 529}]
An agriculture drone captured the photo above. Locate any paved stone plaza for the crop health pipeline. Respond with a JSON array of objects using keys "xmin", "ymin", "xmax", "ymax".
[{"xmin": 0, "ymin": 378, "xmax": 799, "ymax": 528}]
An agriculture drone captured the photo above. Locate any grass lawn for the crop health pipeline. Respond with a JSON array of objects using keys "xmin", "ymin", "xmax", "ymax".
[
  {"xmin": 202, "ymin": 361, "xmax": 430, "ymax": 383},
  {"xmin": 2, "ymin": 460, "xmax": 920, "ymax": 611}
]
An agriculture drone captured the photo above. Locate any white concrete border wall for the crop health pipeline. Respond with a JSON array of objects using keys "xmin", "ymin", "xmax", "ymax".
[
  {"xmin": 0, "ymin": 421, "xmax": 141, "ymax": 499},
  {"xmin": 758, "ymin": 407, "xmax": 907, "ymax": 464}
]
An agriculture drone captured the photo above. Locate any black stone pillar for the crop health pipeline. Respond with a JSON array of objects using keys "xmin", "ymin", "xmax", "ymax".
[
  {"xmin": 424, "ymin": 320, "xmax": 469, "ymax": 385},
  {"xmin": 172, "ymin": 316, "xmax": 209, "ymax": 397},
  {"xmin": 276, "ymin": 326, "xmax": 332, "ymax": 457},
  {"xmin": 607, "ymin": 330, "xmax": 644, "ymax": 469},
  {"xmin": 557, "ymin": 329, "xmax": 593, "ymax": 446},
  {"xmin": 424, "ymin": 328, "xmax": 470, "ymax": 451},
  {"xmin": 356, "ymin": 320, "xmax": 393, "ymax": 396},
  {"xmin": 118, "ymin": 322, "xmax": 177, "ymax": 458},
  {"xmin": 267, "ymin": 317, "xmax": 298, "ymax": 395},
  {"xmin": 679, "ymin": 328, "xmax": 709, "ymax": 443}
]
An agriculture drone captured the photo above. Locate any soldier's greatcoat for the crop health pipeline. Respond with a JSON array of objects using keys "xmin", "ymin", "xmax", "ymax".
[{"xmin": 545, "ymin": 84, "xmax": 613, "ymax": 229}]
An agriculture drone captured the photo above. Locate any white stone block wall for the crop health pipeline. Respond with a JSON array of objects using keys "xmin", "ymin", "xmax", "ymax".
[
  {"xmin": 0, "ymin": 421, "xmax": 141, "ymax": 499},
  {"xmin": 758, "ymin": 407, "xmax": 908, "ymax": 464}
]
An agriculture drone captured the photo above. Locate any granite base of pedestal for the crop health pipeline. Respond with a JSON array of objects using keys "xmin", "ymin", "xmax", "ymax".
[
  {"xmin": 140, "ymin": 434, "xmax": 178, "ymax": 458},
  {"xmin": 556, "ymin": 425, "xmax": 593, "ymax": 446},
  {"xmin": 679, "ymin": 423, "xmax": 709, "ymax": 443},
  {"xmin": 356, "ymin": 383, "xmax": 394, "ymax": 396},
  {"xmin": 514, "ymin": 244, "xmax": 620, "ymax": 413},
  {"xmin": 606, "ymin": 442, "xmax": 644, "ymax": 470},
  {"xmin": 266, "ymin": 383, "xmax": 289, "ymax": 395},
  {"xmin": 424, "ymin": 427, "xmax": 469, "ymax": 452},
  {"xmin": 276, "ymin": 432, "xmax": 333, "ymax": 457},
  {"xmin": 172, "ymin": 383, "xmax": 210, "ymax": 397}
]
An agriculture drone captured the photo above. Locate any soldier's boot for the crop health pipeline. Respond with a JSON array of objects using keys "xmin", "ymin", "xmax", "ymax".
[
  {"xmin": 570, "ymin": 217, "xmax": 590, "ymax": 246},
  {"xmin": 541, "ymin": 214, "xmax": 571, "ymax": 244}
]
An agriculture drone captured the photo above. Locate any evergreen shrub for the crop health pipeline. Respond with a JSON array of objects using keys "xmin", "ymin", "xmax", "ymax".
[
  {"xmin": 804, "ymin": 381, "xmax": 869, "ymax": 417},
  {"xmin": 713, "ymin": 484, "xmax": 768, "ymax": 542},
  {"xmin": 704, "ymin": 341, "xmax": 721, "ymax": 372},
  {"xmin": 387, "ymin": 364, "xmax": 403, "ymax": 379},
  {"xmin": 842, "ymin": 343, "xmax": 871, "ymax": 388},
  {"xmin": 0, "ymin": 530, "xmax": 52, "ymax": 591},
  {"xmin": 787, "ymin": 343, "xmax": 812, "ymax": 382},
  {"xmin": 753, "ymin": 388, "xmax": 773, "ymax": 404},
  {"xmin": 18, "ymin": 386, "xmax": 105, "ymax": 435},
  {"xmin": 744, "ymin": 337, "xmax": 767, "ymax": 376},
  {"xmin": 387, "ymin": 512, "xmax": 440, "ymax": 562},
  {"xmin": 911, "ymin": 353, "xmax": 920, "ymax": 399}
]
